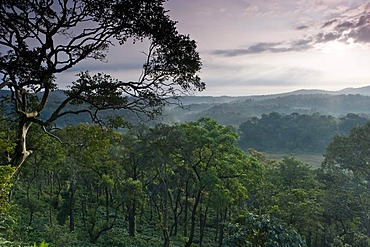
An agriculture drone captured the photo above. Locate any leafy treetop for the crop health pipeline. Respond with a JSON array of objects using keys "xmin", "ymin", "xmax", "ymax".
[{"xmin": 0, "ymin": 0, "xmax": 204, "ymax": 169}]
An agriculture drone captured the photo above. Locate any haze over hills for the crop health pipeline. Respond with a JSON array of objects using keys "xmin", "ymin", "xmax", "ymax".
[
  {"xmin": 273, "ymin": 85, "xmax": 370, "ymax": 97},
  {"xmin": 2, "ymin": 85, "xmax": 370, "ymax": 126},
  {"xmin": 173, "ymin": 85, "xmax": 370, "ymax": 105},
  {"xmin": 161, "ymin": 85, "xmax": 370, "ymax": 125}
]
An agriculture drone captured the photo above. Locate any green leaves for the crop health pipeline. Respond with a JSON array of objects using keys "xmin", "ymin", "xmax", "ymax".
[
  {"xmin": 1, "ymin": 0, "xmax": 203, "ymax": 173},
  {"xmin": 0, "ymin": 165, "xmax": 15, "ymax": 214},
  {"xmin": 224, "ymin": 214, "xmax": 307, "ymax": 247}
]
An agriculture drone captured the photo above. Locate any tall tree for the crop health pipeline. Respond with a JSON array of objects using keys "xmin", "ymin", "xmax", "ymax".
[
  {"xmin": 0, "ymin": 0, "xmax": 204, "ymax": 171},
  {"xmin": 56, "ymin": 124, "xmax": 123, "ymax": 243},
  {"xmin": 320, "ymin": 122, "xmax": 370, "ymax": 245},
  {"xmin": 141, "ymin": 118, "xmax": 254, "ymax": 247}
]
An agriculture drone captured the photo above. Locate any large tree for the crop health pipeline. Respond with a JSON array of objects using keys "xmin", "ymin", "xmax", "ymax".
[
  {"xmin": 320, "ymin": 122, "xmax": 370, "ymax": 244},
  {"xmin": 0, "ymin": 0, "xmax": 203, "ymax": 171}
]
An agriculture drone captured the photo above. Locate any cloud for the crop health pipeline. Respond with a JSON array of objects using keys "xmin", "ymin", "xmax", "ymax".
[
  {"xmin": 296, "ymin": 25, "xmax": 310, "ymax": 30},
  {"xmin": 322, "ymin": 19, "xmax": 338, "ymax": 28},
  {"xmin": 200, "ymin": 65, "xmax": 325, "ymax": 96},
  {"xmin": 212, "ymin": 39, "xmax": 315, "ymax": 57},
  {"xmin": 213, "ymin": 2, "xmax": 370, "ymax": 57}
]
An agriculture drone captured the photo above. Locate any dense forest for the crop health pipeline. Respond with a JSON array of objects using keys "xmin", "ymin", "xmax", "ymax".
[
  {"xmin": 238, "ymin": 112, "xmax": 369, "ymax": 154},
  {"xmin": 3, "ymin": 0, "xmax": 370, "ymax": 246},
  {"xmin": 3, "ymin": 90, "xmax": 370, "ymax": 246},
  {"xmin": 2, "ymin": 115, "xmax": 370, "ymax": 246},
  {"xmin": 162, "ymin": 93, "xmax": 370, "ymax": 126}
]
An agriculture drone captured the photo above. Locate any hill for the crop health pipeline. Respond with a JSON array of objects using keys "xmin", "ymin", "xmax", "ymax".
[
  {"xmin": 162, "ymin": 87, "xmax": 370, "ymax": 126},
  {"xmin": 2, "ymin": 85, "xmax": 370, "ymax": 126}
]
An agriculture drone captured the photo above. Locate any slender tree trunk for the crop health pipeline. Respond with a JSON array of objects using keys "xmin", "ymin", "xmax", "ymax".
[
  {"xmin": 49, "ymin": 172, "xmax": 53, "ymax": 226},
  {"xmin": 185, "ymin": 190, "xmax": 202, "ymax": 247},
  {"xmin": 184, "ymin": 181, "xmax": 189, "ymax": 237},
  {"xmin": 128, "ymin": 203, "xmax": 136, "ymax": 237},
  {"xmin": 105, "ymin": 187, "xmax": 109, "ymax": 223},
  {"xmin": 162, "ymin": 229, "xmax": 170, "ymax": 247},
  {"xmin": 214, "ymin": 210, "xmax": 219, "ymax": 242},
  {"xmin": 218, "ymin": 208, "xmax": 228, "ymax": 247},
  {"xmin": 199, "ymin": 205, "xmax": 208, "ymax": 247},
  {"xmin": 307, "ymin": 231, "xmax": 312, "ymax": 247},
  {"xmin": 172, "ymin": 212, "xmax": 179, "ymax": 237},
  {"xmin": 170, "ymin": 187, "xmax": 182, "ymax": 236},
  {"xmin": 26, "ymin": 182, "xmax": 34, "ymax": 228},
  {"xmin": 69, "ymin": 181, "xmax": 76, "ymax": 231}
]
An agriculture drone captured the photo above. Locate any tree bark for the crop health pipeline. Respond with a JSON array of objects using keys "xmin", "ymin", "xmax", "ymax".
[
  {"xmin": 185, "ymin": 190, "xmax": 202, "ymax": 247},
  {"xmin": 11, "ymin": 121, "xmax": 33, "ymax": 173},
  {"xmin": 184, "ymin": 181, "xmax": 189, "ymax": 237},
  {"xmin": 217, "ymin": 208, "xmax": 228, "ymax": 247},
  {"xmin": 199, "ymin": 205, "xmax": 208, "ymax": 247},
  {"xmin": 69, "ymin": 181, "xmax": 76, "ymax": 231},
  {"xmin": 128, "ymin": 203, "xmax": 136, "ymax": 237}
]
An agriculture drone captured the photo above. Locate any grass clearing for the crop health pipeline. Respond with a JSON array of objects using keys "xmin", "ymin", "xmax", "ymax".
[{"xmin": 266, "ymin": 153, "xmax": 325, "ymax": 169}]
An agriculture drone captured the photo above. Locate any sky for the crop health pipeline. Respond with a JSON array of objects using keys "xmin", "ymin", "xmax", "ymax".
[{"xmin": 58, "ymin": 0, "xmax": 370, "ymax": 96}]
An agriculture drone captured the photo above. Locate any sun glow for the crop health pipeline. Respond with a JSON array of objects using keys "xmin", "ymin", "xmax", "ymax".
[{"xmin": 316, "ymin": 39, "xmax": 356, "ymax": 54}]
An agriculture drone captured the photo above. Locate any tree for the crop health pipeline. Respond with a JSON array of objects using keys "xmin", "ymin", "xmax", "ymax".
[
  {"xmin": 267, "ymin": 157, "xmax": 323, "ymax": 246},
  {"xmin": 320, "ymin": 122, "xmax": 370, "ymax": 245},
  {"xmin": 0, "ymin": 0, "xmax": 204, "ymax": 171},
  {"xmin": 141, "ymin": 118, "xmax": 254, "ymax": 247},
  {"xmin": 56, "ymin": 124, "xmax": 123, "ymax": 244},
  {"xmin": 223, "ymin": 213, "xmax": 307, "ymax": 247}
]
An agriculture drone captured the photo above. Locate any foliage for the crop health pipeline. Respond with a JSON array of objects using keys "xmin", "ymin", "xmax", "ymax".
[
  {"xmin": 239, "ymin": 112, "xmax": 368, "ymax": 154},
  {"xmin": 0, "ymin": 165, "xmax": 14, "ymax": 214},
  {"xmin": 33, "ymin": 241, "xmax": 49, "ymax": 247},
  {"xmin": 318, "ymin": 122, "xmax": 370, "ymax": 246},
  {"xmin": 223, "ymin": 213, "xmax": 307, "ymax": 246},
  {"xmin": 0, "ymin": 0, "xmax": 203, "ymax": 172},
  {"xmin": 7, "ymin": 116, "xmax": 370, "ymax": 246}
]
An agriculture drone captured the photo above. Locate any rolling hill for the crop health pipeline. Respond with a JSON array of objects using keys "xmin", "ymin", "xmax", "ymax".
[{"xmin": 2, "ymin": 85, "xmax": 370, "ymax": 126}]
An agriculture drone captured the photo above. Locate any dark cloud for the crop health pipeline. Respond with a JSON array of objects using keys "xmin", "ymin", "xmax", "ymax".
[
  {"xmin": 322, "ymin": 19, "xmax": 338, "ymax": 28},
  {"xmin": 248, "ymin": 42, "xmax": 283, "ymax": 53},
  {"xmin": 335, "ymin": 21, "xmax": 355, "ymax": 30},
  {"xmin": 212, "ymin": 39, "xmax": 314, "ymax": 57},
  {"xmin": 212, "ymin": 42, "xmax": 283, "ymax": 56},
  {"xmin": 291, "ymin": 38, "xmax": 314, "ymax": 48},
  {"xmin": 349, "ymin": 26, "xmax": 370, "ymax": 43},
  {"xmin": 296, "ymin": 25, "xmax": 309, "ymax": 30},
  {"xmin": 331, "ymin": 15, "xmax": 370, "ymax": 43},
  {"xmin": 315, "ymin": 32, "xmax": 342, "ymax": 43},
  {"xmin": 357, "ymin": 15, "xmax": 370, "ymax": 26}
]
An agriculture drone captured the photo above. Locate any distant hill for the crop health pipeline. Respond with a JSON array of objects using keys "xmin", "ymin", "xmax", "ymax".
[
  {"xmin": 338, "ymin": 85, "xmax": 370, "ymax": 95},
  {"xmin": 248, "ymin": 85, "xmax": 370, "ymax": 98},
  {"xmin": 162, "ymin": 85, "xmax": 370, "ymax": 125},
  {"xmin": 2, "ymin": 85, "xmax": 370, "ymax": 126}
]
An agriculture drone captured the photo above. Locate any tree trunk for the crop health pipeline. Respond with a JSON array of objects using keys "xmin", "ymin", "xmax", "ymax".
[
  {"xmin": 105, "ymin": 187, "xmax": 109, "ymax": 223},
  {"xmin": 11, "ymin": 121, "xmax": 32, "ymax": 173},
  {"xmin": 128, "ymin": 203, "xmax": 136, "ymax": 237},
  {"xmin": 199, "ymin": 205, "xmax": 208, "ymax": 247},
  {"xmin": 218, "ymin": 208, "xmax": 228, "ymax": 247},
  {"xmin": 49, "ymin": 171, "xmax": 53, "ymax": 226},
  {"xmin": 185, "ymin": 190, "xmax": 202, "ymax": 247},
  {"xmin": 307, "ymin": 231, "xmax": 312, "ymax": 247},
  {"xmin": 170, "ymin": 187, "xmax": 182, "ymax": 236},
  {"xmin": 184, "ymin": 181, "xmax": 189, "ymax": 237},
  {"xmin": 69, "ymin": 182, "xmax": 76, "ymax": 231},
  {"xmin": 162, "ymin": 228, "xmax": 170, "ymax": 247}
]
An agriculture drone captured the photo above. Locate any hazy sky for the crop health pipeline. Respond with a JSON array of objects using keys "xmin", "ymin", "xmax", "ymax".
[{"xmin": 59, "ymin": 0, "xmax": 370, "ymax": 96}]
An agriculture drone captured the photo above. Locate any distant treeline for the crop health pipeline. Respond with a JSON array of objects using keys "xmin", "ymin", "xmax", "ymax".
[{"xmin": 238, "ymin": 112, "xmax": 369, "ymax": 154}]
